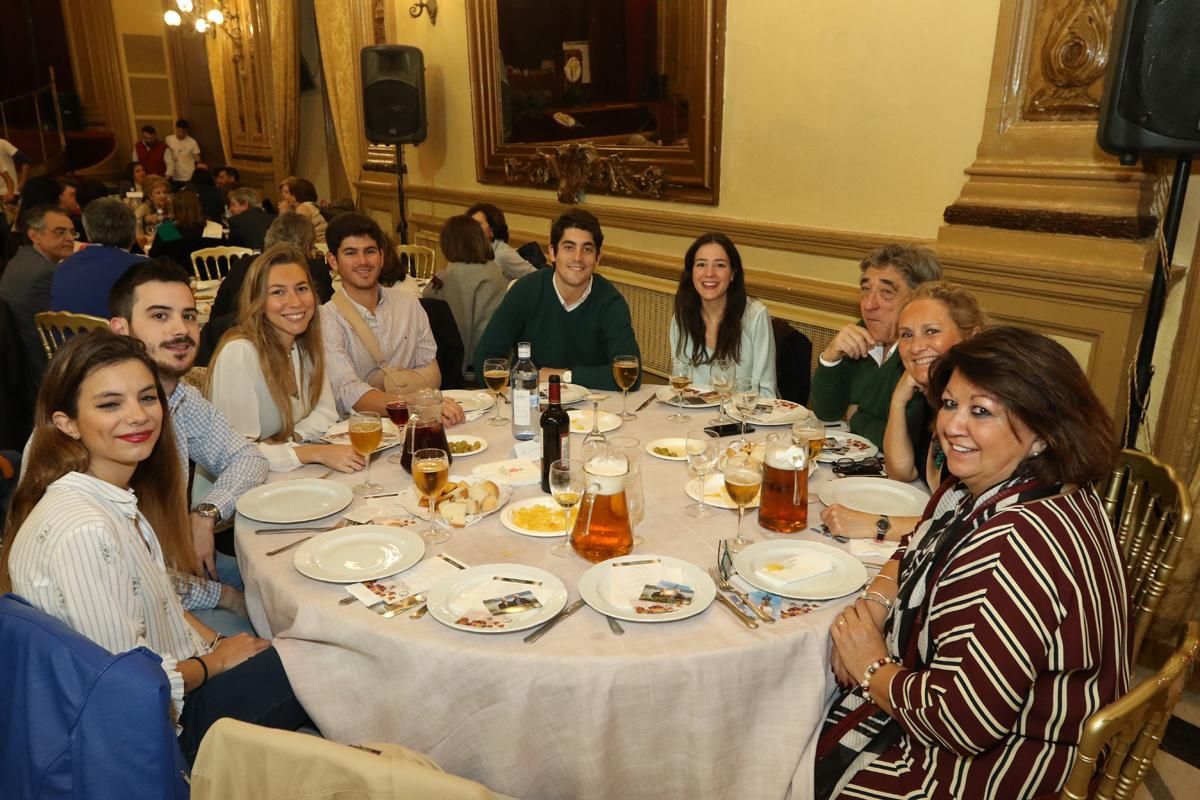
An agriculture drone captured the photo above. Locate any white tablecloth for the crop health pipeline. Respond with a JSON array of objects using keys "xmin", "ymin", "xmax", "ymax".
[{"xmin": 236, "ymin": 386, "xmax": 854, "ymax": 800}]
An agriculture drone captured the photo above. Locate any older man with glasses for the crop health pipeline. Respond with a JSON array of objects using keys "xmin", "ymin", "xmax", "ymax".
[{"xmin": 0, "ymin": 204, "xmax": 78, "ymax": 377}]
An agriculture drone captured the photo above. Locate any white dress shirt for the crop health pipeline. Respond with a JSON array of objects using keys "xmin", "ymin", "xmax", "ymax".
[
  {"xmin": 7, "ymin": 471, "xmax": 209, "ymax": 720},
  {"xmin": 207, "ymin": 338, "xmax": 341, "ymax": 471},
  {"xmin": 164, "ymin": 134, "xmax": 201, "ymax": 181}
]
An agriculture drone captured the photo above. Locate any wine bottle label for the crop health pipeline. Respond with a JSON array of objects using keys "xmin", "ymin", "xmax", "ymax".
[{"xmin": 560, "ymin": 433, "xmax": 570, "ymax": 461}]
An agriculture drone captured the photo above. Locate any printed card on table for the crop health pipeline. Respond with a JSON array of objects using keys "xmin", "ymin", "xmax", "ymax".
[
  {"xmin": 632, "ymin": 581, "xmax": 694, "ymax": 615},
  {"xmin": 344, "ymin": 553, "xmax": 469, "ymax": 607}
]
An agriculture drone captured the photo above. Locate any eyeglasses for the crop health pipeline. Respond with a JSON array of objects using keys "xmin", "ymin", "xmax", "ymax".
[
  {"xmin": 46, "ymin": 227, "xmax": 77, "ymax": 238},
  {"xmin": 832, "ymin": 456, "xmax": 885, "ymax": 477}
]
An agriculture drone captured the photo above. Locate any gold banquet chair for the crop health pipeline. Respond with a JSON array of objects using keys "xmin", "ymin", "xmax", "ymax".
[
  {"xmin": 33, "ymin": 311, "xmax": 109, "ymax": 360},
  {"xmin": 395, "ymin": 243, "xmax": 436, "ymax": 280},
  {"xmin": 1058, "ymin": 620, "xmax": 1200, "ymax": 800},
  {"xmin": 191, "ymin": 246, "xmax": 255, "ymax": 282},
  {"xmin": 1102, "ymin": 449, "xmax": 1194, "ymax": 664}
]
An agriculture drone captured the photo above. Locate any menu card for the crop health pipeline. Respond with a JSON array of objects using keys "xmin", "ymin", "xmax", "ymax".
[{"xmin": 344, "ymin": 553, "xmax": 470, "ymax": 607}]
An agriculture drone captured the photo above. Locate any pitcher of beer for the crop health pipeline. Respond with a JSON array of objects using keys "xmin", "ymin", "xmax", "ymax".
[
  {"xmin": 758, "ymin": 432, "xmax": 809, "ymax": 532},
  {"xmin": 399, "ymin": 388, "xmax": 451, "ymax": 474},
  {"xmin": 570, "ymin": 447, "xmax": 634, "ymax": 563},
  {"xmin": 607, "ymin": 436, "xmax": 644, "ymax": 526}
]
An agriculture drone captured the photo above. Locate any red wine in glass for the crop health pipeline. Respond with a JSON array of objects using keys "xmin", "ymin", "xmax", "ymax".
[{"xmin": 386, "ymin": 400, "xmax": 409, "ymax": 426}]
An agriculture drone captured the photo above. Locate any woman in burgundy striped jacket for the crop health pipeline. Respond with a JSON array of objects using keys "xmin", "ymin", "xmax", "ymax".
[{"xmin": 816, "ymin": 326, "xmax": 1128, "ymax": 800}]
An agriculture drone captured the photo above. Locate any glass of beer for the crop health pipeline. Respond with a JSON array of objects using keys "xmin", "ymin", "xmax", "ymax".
[
  {"xmin": 668, "ymin": 357, "xmax": 691, "ymax": 424},
  {"xmin": 548, "ymin": 459, "xmax": 584, "ymax": 558},
  {"xmin": 758, "ymin": 432, "xmax": 809, "ymax": 532},
  {"xmin": 710, "ymin": 358, "xmax": 736, "ymax": 424},
  {"xmin": 613, "ymin": 354, "xmax": 640, "ymax": 420},
  {"xmin": 482, "ymin": 357, "xmax": 510, "ymax": 426},
  {"xmin": 722, "ymin": 452, "xmax": 763, "ymax": 553},
  {"xmin": 348, "ymin": 411, "xmax": 383, "ymax": 495},
  {"xmin": 684, "ymin": 429, "xmax": 720, "ymax": 519},
  {"xmin": 791, "ymin": 416, "xmax": 826, "ymax": 466},
  {"xmin": 412, "ymin": 447, "xmax": 451, "ymax": 545},
  {"xmin": 570, "ymin": 449, "xmax": 634, "ymax": 563}
]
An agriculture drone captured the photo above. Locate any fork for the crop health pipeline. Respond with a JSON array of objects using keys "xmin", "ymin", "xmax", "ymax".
[{"xmin": 708, "ymin": 567, "xmax": 774, "ymax": 624}]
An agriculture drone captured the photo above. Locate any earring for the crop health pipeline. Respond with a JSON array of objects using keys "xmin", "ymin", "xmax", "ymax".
[{"xmin": 1031, "ymin": 446, "xmax": 1045, "ymax": 457}]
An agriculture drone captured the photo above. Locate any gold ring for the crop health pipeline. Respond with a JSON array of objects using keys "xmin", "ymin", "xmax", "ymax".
[{"xmin": 838, "ymin": 618, "xmax": 846, "ymax": 626}]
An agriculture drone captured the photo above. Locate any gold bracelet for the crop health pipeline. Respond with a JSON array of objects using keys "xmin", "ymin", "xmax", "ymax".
[{"xmin": 873, "ymin": 573, "xmax": 897, "ymax": 584}]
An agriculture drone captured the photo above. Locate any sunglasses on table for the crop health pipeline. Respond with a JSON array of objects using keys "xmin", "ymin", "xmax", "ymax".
[{"xmin": 832, "ymin": 456, "xmax": 885, "ymax": 477}]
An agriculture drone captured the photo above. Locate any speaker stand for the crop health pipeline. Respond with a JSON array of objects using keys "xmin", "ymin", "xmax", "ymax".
[
  {"xmin": 394, "ymin": 145, "xmax": 410, "ymax": 245},
  {"xmin": 1124, "ymin": 156, "xmax": 1192, "ymax": 449}
]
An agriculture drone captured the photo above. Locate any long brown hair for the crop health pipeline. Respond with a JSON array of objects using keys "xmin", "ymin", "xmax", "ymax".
[
  {"xmin": 209, "ymin": 244, "xmax": 325, "ymax": 443},
  {"xmin": 673, "ymin": 232, "xmax": 748, "ymax": 364},
  {"xmin": 171, "ymin": 188, "xmax": 205, "ymax": 237},
  {"xmin": 1, "ymin": 332, "xmax": 195, "ymax": 592}
]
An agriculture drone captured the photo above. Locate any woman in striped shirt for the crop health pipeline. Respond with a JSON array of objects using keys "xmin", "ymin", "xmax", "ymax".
[
  {"xmin": 1, "ymin": 332, "xmax": 308, "ymax": 763},
  {"xmin": 816, "ymin": 326, "xmax": 1128, "ymax": 799}
]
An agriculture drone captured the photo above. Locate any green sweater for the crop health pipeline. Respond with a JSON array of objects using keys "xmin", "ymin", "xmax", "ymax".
[
  {"xmin": 472, "ymin": 269, "xmax": 641, "ymax": 392},
  {"xmin": 810, "ymin": 345, "xmax": 927, "ymax": 452}
]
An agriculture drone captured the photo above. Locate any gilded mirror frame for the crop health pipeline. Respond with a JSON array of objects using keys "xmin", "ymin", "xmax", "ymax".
[{"xmin": 465, "ymin": 0, "xmax": 725, "ymax": 205}]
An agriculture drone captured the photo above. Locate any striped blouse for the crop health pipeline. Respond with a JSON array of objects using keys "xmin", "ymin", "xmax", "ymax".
[
  {"xmin": 7, "ymin": 472, "xmax": 209, "ymax": 721},
  {"xmin": 838, "ymin": 487, "xmax": 1129, "ymax": 799}
]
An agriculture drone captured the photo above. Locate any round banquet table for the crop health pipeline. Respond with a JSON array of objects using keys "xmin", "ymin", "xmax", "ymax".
[{"xmin": 235, "ymin": 385, "xmax": 867, "ymax": 800}]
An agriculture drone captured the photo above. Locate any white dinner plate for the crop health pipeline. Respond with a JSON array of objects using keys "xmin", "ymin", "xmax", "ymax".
[
  {"xmin": 815, "ymin": 431, "xmax": 879, "ymax": 463},
  {"xmin": 443, "ymin": 390, "xmax": 496, "ymax": 414},
  {"xmin": 578, "ymin": 554, "xmax": 715, "ymax": 623},
  {"xmin": 646, "ymin": 437, "xmax": 688, "ymax": 461},
  {"xmin": 322, "ymin": 418, "xmax": 402, "ymax": 453},
  {"xmin": 539, "ymin": 382, "xmax": 588, "ymax": 405},
  {"xmin": 684, "ymin": 473, "xmax": 762, "ymax": 510},
  {"xmin": 726, "ymin": 398, "xmax": 812, "ymax": 426},
  {"xmin": 733, "ymin": 540, "xmax": 868, "ymax": 600},
  {"xmin": 399, "ymin": 475, "xmax": 512, "ymax": 528},
  {"xmin": 499, "ymin": 497, "xmax": 576, "ymax": 538},
  {"xmin": 654, "ymin": 385, "xmax": 722, "ymax": 409},
  {"xmin": 446, "ymin": 434, "xmax": 489, "ymax": 458},
  {"xmin": 236, "ymin": 479, "xmax": 354, "ymax": 524},
  {"xmin": 817, "ymin": 477, "xmax": 931, "ymax": 517},
  {"xmin": 568, "ymin": 409, "xmax": 622, "ymax": 434},
  {"xmin": 427, "ymin": 564, "xmax": 568, "ymax": 634},
  {"xmin": 293, "ymin": 525, "xmax": 424, "ymax": 583}
]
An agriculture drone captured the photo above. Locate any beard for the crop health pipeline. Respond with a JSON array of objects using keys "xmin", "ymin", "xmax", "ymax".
[{"xmin": 151, "ymin": 336, "xmax": 197, "ymax": 381}]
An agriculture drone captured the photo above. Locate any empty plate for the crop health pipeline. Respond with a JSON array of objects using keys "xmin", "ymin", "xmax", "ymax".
[
  {"xmin": 236, "ymin": 479, "xmax": 355, "ymax": 524},
  {"xmin": 817, "ymin": 477, "xmax": 930, "ymax": 517},
  {"xmin": 568, "ymin": 409, "xmax": 622, "ymax": 434},
  {"xmin": 293, "ymin": 525, "xmax": 424, "ymax": 583},
  {"xmin": 443, "ymin": 390, "xmax": 496, "ymax": 414}
]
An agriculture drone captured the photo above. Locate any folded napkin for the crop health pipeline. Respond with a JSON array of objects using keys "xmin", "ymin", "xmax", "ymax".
[
  {"xmin": 849, "ymin": 539, "xmax": 899, "ymax": 563},
  {"xmin": 605, "ymin": 563, "xmax": 685, "ymax": 611},
  {"xmin": 754, "ymin": 552, "xmax": 834, "ymax": 588}
]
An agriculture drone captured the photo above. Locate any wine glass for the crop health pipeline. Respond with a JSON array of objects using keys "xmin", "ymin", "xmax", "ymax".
[
  {"xmin": 412, "ymin": 448, "xmax": 451, "ymax": 545},
  {"xmin": 482, "ymin": 357, "xmax": 510, "ymax": 426},
  {"xmin": 733, "ymin": 377, "xmax": 760, "ymax": 446},
  {"xmin": 667, "ymin": 357, "xmax": 691, "ymax": 424},
  {"xmin": 548, "ymin": 459, "xmax": 584, "ymax": 558},
  {"xmin": 792, "ymin": 416, "xmax": 827, "ymax": 468},
  {"xmin": 613, "ymin": 354, "xmax": 640, "ymax": 420},
  {"xmin": 348, "ymin": 411, "xmax": 383, "ymax": 495},
  {"xmin": 722, "ymin": 452, "xmax": 763, "ymax": 552},
  {"xmin": 581, "ymin": 392, "xmax": 609, "ymax": 457},
  {"xmin": 684, "ymin": 428, "xmax": 719, "ymax": 519},
  {"xmin": 385, "ymin": 396, "xmax": 410, "ymax": 465},
  {"xmin": 710, "ymin": 358, "xmax": 736, "ymax": 424}
]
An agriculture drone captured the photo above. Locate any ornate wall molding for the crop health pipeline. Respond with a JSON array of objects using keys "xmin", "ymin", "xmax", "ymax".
[
  {"xmin": 1025, "ymin": 0, "xmax": 1114, "ymax": 120},
  {"xmin": 504, "ymin": 142, "xmax": 666, "ymax": 204}
]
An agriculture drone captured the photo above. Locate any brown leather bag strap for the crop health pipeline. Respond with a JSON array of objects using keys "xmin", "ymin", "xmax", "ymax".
[{"xmin": 330, "ymin": 289, "xmax": 409, "ymax": 394}]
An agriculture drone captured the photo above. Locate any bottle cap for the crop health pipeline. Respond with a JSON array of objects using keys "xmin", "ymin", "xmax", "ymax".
[{"xmin": 517, "ymin": 342, "xmax": 531, "ymax": 358}]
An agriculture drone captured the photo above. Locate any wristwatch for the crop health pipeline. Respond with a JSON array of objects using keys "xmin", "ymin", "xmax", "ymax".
[
  {"xmin": 192, "ymin": 502, "xmax": 221, "ymax": 524},
  {"xmin": 875, "ymin": 514, "xmax": 891, "ymax": 542}
]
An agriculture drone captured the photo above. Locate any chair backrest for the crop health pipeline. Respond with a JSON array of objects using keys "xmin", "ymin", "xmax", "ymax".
[
  {"xmin": 1058, "ymin": 620, "xmax": 1200, "ymax": 800},
  {"xmin": 1102, "ymin": 449, "xmax": 1194, "ymax": 664},
  {"xmin": 33, "ymin": 310, "xmax": 109, "ymax": 359},
  {"xmin": 772, "ymin": 317, "xmax": 813, "ymax": 405},
  {"xmin": 191, "ymin": 246, "xmax": 255, "ymax": 281},
  {"xmin": 395, "ymin": 244, "xmax": 436, "ymax": 280}
]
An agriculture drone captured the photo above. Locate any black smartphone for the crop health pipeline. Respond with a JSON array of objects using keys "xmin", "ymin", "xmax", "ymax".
[{"xmin": 704, "ymin": 422, "xmax": 753, "ymax": 437}]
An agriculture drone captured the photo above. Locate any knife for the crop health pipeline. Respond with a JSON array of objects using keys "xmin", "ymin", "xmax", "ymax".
[
  {"xmin": 713, "ymin": 592, "xmax": 759, "ymax": 629},
  {"xmin": 255, "ymin": 525, "xmax": 340, "ymax": 535},
  {"xmin": 266, "ymin": 536, "xmax": 312, "ymax": 557},
  {"xmin": 524, "ymin": 598, "xmax": 585, "ymax": 644},
  {"xmin": 634, "ymin": 393, "xmax": 656, "ymax": 413}
]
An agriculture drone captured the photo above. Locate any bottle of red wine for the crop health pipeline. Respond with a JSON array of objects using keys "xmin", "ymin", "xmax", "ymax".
[{"xmin": 540, "ymin": 375, "xmax": 570, "ymax": 492}]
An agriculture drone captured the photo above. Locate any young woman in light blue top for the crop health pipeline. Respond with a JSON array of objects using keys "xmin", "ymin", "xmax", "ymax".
[{"xmin": 669, "ymin": 233, "xmax": 777, "ymax": 398}]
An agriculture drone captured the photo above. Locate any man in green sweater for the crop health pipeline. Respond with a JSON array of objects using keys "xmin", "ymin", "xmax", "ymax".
[
  {"xmin": 473, "ymin": 208, "xmax": 640, "ymax": 392},
  {"xmin": 810, "ymin": 244, "xmax": 942, "ymax": 449}
]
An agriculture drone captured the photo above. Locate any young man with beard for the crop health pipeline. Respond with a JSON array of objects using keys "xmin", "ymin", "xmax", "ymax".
[
  {"xmin": 108, "ymin": 259, "xmax": 268, "ymax": 633},
  {"xmin": 320, "ymin": 212, "xmax": 465, "ymax": 425},
  {"xmin": 810, "ymin": 244, "xmax": 942, "ymax": 448}
]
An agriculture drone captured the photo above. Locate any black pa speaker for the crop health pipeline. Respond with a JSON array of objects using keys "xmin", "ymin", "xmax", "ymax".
[
  {"xmin": 361, "ymin": 45, "xmax": 427, "ymax": 145},
  {"xmin": 1097, "ymin": 0, "xmax": 1200, "ymax": 165}
]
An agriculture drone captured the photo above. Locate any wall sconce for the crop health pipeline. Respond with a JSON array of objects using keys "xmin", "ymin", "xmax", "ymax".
[
  {"xmin": 410, "ymin": 0, "xmax": 438, "ymax": 26},
  {"xmin": 164, "ymin": 0, "xmax": 245, "ymax": 63}
]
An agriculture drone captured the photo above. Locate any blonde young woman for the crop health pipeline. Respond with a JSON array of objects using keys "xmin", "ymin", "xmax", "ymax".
[
  {"xmin": 207, "ymin": 244, "xmax": 362, "ymax": 473},
  {"xmin": 822, "ymin": 282, "xmax": 985, "ymax": 540}
]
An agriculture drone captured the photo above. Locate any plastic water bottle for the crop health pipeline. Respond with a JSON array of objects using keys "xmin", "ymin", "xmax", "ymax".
[{"xmin": 511, "ymin": 342, "xmax": 539, "ymax": 440}]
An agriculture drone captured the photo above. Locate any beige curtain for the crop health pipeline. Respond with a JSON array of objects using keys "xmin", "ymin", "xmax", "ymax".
[
  {"xmin": 313, "ymin": 0, "xmax": 362, "ymax": 200},
  {"xmin": 205, "ymin": 35, "xmax": 233, "ymax": 167},
  {"xmin": 267, "ymin": 0, "xmax": 301, "ymax": 184}
]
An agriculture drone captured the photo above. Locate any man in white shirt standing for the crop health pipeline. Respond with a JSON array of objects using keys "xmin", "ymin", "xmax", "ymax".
[
  {"xmin": 165, "ymin": 118, "xmax": 202, "ymax": 185},
  {"xmin": 320, "ymin": 212, "xmax": 465, "ymax": 425}
]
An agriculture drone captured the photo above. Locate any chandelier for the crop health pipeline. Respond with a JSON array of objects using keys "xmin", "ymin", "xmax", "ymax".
[{"xmin": 163, "ymin": 1, "xmax": 244, "ymax": 62}]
